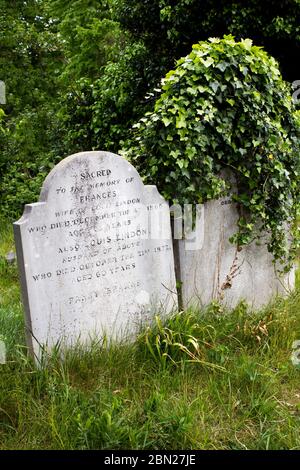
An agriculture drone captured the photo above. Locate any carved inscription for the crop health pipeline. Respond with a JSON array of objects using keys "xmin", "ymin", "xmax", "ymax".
[{"xmin": 14, "ymin": 151, "xmax": 177, "ymax": 358}]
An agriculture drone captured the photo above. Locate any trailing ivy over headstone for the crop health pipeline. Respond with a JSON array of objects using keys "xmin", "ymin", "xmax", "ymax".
[{"xmin": 123, "ymin": 36, "xmax": 300, "ymax": 269}]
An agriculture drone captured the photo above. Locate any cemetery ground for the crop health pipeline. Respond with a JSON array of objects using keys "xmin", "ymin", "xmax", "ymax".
[{"xmin": 1, "ymin": 223, "xmax": 300, "ymax": 450}]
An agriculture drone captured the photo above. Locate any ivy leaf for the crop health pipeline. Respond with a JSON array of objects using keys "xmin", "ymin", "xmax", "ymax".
[
  {"xmin": 226, "ymin": 99, "xmax": 235, "ymax": 106},
  {"xmin": 241, "ymin": 38, "xmax": 253, "ymax": 50},
  {"xmin": 162, "ymin": 116, "xmax": 172, "ymax": 127},
  {"xmin": 176, "ymin": 114, "xmax": 186, "ymax": 128},
  {"xmin": 216, "ymin": 62, "xmax": 228, "ymax": 72},
  {"xmin": 202, "ymin": 57, "xmax": 214, "ymax": 68},
  {"xmin": 209, "ymin": 81, "xmax": 219, "ymax": 93}
]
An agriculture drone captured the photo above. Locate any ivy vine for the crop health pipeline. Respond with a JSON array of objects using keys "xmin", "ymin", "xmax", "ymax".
[{"xmin": 123, "ymin": 36, "xmax": 300, "ymax": 270}]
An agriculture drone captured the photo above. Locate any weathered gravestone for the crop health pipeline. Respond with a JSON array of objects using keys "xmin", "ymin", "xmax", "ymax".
[
  {"xmin": 14, "ymin": 151, "xmax": 177, "ymax": 360},
  {"xmin": 177, "ymin": 196, "xmax": 295, "ymax": 310}
]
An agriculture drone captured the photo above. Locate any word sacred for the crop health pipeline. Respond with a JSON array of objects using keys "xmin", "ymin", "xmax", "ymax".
[{"xmin": 80, "ymin": 168, "xmax": 111, "ymax": 180}]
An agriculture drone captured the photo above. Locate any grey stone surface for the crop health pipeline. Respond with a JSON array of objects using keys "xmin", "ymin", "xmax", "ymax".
[
  {"xmin": 14, "ymin": 151, "xmax": 177, "ymax": 360},
  {"xmin": 178, "ymin": 196, "xmax": 295, "ymax": 310}
]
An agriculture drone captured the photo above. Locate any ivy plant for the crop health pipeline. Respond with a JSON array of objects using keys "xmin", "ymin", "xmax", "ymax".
[{"xmin": 123, "ymin": 36, "xmax": 300, "ymax": 270}]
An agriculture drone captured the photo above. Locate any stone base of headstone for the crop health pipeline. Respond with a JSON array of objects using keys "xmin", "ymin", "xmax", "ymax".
[{"xmin": 177, "ymin": 197, "xmax": 295, "ymax": 310}]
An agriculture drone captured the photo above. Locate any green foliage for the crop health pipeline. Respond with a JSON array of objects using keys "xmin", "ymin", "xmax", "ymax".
[
  {"xmin": 116, "ymin": 0, "xmax": 300, "ymax": 81},
  {"xmin": 60, "ymin": 41, "xmax": 153, "ymax": 154},
  {"xmin": 90, "ymin": 42, "xmax": 157, "ymax": 151},
  {"xmin": 57, "ymin": 0, "xmax": 300, "ymax": 170},
  {"xmin": 0, "ymin": 0, "xmax": 61, "ymax": 112},
  {"xmin": 0, "ymin": 108, "xmax": 5, "ymax": 132},
  {"xmin": 0, "ymin": 155, "xmax": 62, "ymax": 221},
  {"xmin": 0, "ymin": 0, "xmax": 64, "ymax": 219},
  {"xmin": 0, "ymin": 223, "xmax": 300, "ymax": 449},
  {"xmin": 48, "ymin": 0, "xmax": 121, "ymax": 81},
  {"xmin": 1, "ymin": 225, "xmax": 300, "ymax": 450},
  {"xmin": 123, "ymin": 36, "xmax": 300, "ymax": 268},
  {"xmin": 63, "ymin": 0, "xmax": 300, "ymax": 157},
  {"xmin": 1, "ymin": 1, "xmax": 300, "ymax": 221},
  {"xmin": 0, "ymin": 104, "xmax": 65, "ymax": 219},
  {"xmin": 140, "ymin": 313, "xmax": 226, "ymax": 372}
]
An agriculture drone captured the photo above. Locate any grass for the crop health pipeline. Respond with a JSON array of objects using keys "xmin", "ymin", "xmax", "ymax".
[{"xmin": 0, "ymin": 222, "xmax": 300, "ymax": 450}]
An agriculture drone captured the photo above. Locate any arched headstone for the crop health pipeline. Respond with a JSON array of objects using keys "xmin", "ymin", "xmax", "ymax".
[{"xmin": 14, "ymin": 151, "xmax": 177, "ymax": 360}]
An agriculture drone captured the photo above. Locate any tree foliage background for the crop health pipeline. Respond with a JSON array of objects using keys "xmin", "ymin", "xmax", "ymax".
[{"xmin": 0, "ymin": 0, "xmax": 300, "ymax": 220}]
